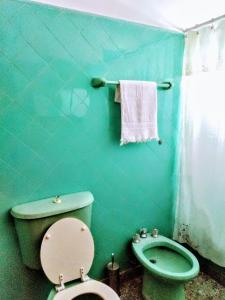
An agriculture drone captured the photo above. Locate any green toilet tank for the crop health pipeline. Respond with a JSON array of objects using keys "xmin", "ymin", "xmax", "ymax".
[{"xmin": 11, "ymin": 191, "xmax": 94, "ymax": 270}]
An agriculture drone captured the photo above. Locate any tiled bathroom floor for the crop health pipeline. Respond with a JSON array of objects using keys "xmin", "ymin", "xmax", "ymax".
[{"xmin": 120, "ymin": 272, "xmax": 225, "ymax": 300}]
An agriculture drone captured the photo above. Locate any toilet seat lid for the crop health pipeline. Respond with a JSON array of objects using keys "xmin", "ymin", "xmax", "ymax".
[{"xmin": 40, "ymin": 217, "xmax": 94, "ymax": 285}]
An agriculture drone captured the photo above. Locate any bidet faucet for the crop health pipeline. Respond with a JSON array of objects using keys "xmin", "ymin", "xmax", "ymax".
[
  {"xmin": 151, "ymin": 228, "xmax": 158, "ymax": 238},
  {"xmin": 133, "ymin": 233, "xmax": 141, "ymax": 243},
  {"xmin": 139, "ymin": 228, "xmax": 148, "ymax": 238}
]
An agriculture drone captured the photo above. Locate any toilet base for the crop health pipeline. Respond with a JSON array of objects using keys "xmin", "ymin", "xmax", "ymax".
[{"xmin": 142, "ymin": 270, "xmax": 185, "ymax": 300}]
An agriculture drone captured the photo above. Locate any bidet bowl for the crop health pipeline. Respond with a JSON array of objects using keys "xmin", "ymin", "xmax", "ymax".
[{"xmin": 132, "ymin": 234, "xmax": 199, "ymax": 300}]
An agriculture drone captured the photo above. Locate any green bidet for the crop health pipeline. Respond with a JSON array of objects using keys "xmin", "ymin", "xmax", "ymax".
[{"xmin": 132, "ymin": 232, "xmax": 199, "ymax": 300}]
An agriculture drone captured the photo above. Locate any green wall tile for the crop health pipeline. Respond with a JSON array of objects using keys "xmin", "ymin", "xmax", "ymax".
[{"xmin": 0, "ymin": 0, "xmax": 184, "ymax": 299}]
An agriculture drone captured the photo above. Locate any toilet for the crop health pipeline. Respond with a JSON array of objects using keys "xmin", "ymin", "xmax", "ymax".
[
  {"xmin": 11, "ymin": 192, "xmax": 120, "ymax": 300},
  {"xmin": 132, "ymin": 228, "xmax": 199, "ymax": 300}
]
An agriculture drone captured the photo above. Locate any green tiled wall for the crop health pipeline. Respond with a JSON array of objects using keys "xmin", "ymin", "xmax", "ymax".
[{"xmin": 0, "ymin": 0, "xmax": 184, "ymax": 298}]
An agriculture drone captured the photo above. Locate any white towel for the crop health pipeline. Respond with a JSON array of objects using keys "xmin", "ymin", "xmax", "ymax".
[{"xmin": 115, "ymin": 80, "xmax": 159, "ymax": 145}]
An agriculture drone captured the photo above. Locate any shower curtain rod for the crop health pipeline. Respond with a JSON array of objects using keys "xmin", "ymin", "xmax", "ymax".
[
  {"xmin": 91, "ymin": 78, "xmax": 172, "ymax": 90},
  {"xmin": 184, "ymin": 14, "xmax": 225, "ymax": 32}
]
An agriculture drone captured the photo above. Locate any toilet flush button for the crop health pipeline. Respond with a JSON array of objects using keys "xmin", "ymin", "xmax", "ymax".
[{"xmin": 53, "ymin": 196, "xmax": 61, "ymax": 204}]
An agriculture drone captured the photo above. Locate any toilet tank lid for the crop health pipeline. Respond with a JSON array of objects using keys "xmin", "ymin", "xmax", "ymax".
[{"xmin": 11, "ymin": 192, "xmax": 94, "ymax": 220}]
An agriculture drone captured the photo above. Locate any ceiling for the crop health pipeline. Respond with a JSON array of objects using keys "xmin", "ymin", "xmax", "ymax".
[{"xmin": 31, "ymin": 0, "xmax": 225, "ymax": 32}]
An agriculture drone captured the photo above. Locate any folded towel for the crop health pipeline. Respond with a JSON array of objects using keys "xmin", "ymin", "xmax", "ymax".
[{"xmin": 115, "ymin": 80, "xmax": 159, "ymax": 145}]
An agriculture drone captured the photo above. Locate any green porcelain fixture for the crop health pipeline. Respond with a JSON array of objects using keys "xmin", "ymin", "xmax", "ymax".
[{"xmin": 132, "ymin": 229, "xmax": 199, "ymax": 300}]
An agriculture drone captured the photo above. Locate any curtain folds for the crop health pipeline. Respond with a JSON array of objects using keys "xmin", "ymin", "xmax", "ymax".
[{"xmin": 173, "ymin": 19, "xmax": 225, "ymax": 266}]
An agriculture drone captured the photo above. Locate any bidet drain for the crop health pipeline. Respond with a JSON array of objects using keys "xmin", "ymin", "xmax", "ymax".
[{"xmin": 149, "ymin": 259, "xmax": 157, "ymax": 264}]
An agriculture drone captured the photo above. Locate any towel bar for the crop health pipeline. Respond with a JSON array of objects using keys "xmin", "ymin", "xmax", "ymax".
[
  {"xmin": 91, "ymin": 78, "xmax": 172, "ymax": 89},
  {"xmin": 91, "ymin": 77, "xmax": 164, "ymax": 145}
]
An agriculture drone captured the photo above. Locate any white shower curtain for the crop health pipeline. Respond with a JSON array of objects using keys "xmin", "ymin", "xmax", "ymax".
[{"xmin": 174, "ymin": 19, "xmax": 225, "ymax": 266}]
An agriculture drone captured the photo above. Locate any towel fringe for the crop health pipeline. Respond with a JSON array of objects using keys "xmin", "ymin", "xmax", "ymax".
[{"xmin": 120, "ymin": 137, "xmax": 160, "ymax": 146}]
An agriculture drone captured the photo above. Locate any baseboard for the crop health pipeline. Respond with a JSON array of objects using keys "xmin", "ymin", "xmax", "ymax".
[
  {"xmin": 102, "ymin": 264, "xmax": 143, "ymax": 284},
  {"xmin": 102, "ymin": 245, "xmax": 225, "ymax": 289},
  {"xmin": 184, "ymin": 244, "xmax": 225, "ymax": 287},
  {"xmin": 120, "ymin": 265, "xmax": 143, "ymax": 283}
]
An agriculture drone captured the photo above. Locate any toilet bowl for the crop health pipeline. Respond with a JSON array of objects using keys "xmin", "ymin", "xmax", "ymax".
[
  {"xmin": 132, "ymin": 233, "xmax": 199, "ymax": 300},
  {"xmin": 41, "ymin": 217, "xmax": 120, "ymax": 300}
]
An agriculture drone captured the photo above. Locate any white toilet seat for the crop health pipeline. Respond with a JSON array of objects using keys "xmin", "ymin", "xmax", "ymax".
[
  {"xmin": 50, "ymin": 279, "xmax": 120, "ymax": 300},
  {"xmin": 41, "ymin": 218, "xmax": 120, "ymax": 300},
  {"xmin": 41, "ymin": 218, "xmax": 94, "ymax": 285}
]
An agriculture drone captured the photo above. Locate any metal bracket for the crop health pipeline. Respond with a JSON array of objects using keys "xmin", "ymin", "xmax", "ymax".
[
  {"xmin": 80, "ymin": 267, "xmax": 90, "ymax": 282},
  {"xmin": 55, "ymin": 274, "xmax": 65, "ymax": 292}
]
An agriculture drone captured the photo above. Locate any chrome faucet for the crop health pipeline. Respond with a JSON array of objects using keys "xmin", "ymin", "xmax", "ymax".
[
  {"xmin": 133, "ymin": 233, "xmax": 141, "ymax": 243},
  {"xmin": 151, "ymin": 228, "xmax": 159, "ymax": 238},
  {"xmin": 139, "ymin": 228, "xmax": 148, "ymax": 238}
]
